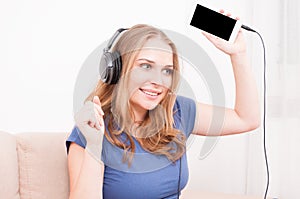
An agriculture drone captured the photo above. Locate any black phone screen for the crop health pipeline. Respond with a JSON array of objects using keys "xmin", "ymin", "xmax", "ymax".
[{"xmin": 190, "ymin": 4, "xmax": 237, "ymax": 41}]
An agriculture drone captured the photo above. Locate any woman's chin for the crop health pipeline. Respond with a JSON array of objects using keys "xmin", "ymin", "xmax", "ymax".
[{"xmin": 141, "ymin": 102, "xmax": 159, "ymax": 111}]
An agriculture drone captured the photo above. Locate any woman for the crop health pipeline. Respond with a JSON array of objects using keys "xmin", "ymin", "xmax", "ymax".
[{"xmin": 66, "ymin": 17, "xmax": 260, "ymax": 199}]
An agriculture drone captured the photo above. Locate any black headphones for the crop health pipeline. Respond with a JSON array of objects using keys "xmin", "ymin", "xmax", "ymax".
[{"xmin": 99, "ymin": 28, "xmax": 128, "ymax": 84}]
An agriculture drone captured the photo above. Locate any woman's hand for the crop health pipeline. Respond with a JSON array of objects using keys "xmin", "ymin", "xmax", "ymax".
[
  {"xmin": 202, "ymin": 9, "xmax": 247, "ymax": 56},
  {"xmin": 74, "ymin": 96, "xmax": 105, "ymax": 163}
]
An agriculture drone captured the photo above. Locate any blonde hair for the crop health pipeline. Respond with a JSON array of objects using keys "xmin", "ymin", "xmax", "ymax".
[{"xmin": 87, "ymin": 24, "xmax": 185, "ymax": 165}]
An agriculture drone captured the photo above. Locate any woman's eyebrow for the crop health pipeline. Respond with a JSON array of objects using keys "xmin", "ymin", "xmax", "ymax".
[
  {"xmin": 136, "ymin": 58, "xmax": 155, "ymax": 63},
  {"xmin": 136, "ymin": 58, "xmax": 173, "ymax": 67}
]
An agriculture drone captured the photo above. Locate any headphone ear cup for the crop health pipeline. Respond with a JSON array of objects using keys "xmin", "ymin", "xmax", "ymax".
[
  {"xmin": 111, "ymin": 51, "xmax": 122, "ymax": 84},
  {"xmin": 99, "ymin": 52, "xmax": 111, "ymax": 84},
  {"xmin": 99, "ymin": 51, "xmax": 122, "ymax": 84}
]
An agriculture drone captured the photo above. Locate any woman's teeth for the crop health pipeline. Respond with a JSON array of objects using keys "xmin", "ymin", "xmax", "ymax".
[{"xmin": 141, "ymin": 89, "xmax": 159, "ymax": 96}]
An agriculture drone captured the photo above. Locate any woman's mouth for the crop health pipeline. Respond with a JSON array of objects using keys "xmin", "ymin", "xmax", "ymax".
[{"xmin": 139, "ymin": 88, "xmax": 162, "ymax": 97}]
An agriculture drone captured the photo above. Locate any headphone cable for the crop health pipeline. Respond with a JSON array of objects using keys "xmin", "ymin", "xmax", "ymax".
[
  {"xmin": 177, "ymin": 158, "xmax": 182, "ymax": 199},
  {"xmin": 242, "ymin": 25, "xmax": 269, "ymax": 199}
]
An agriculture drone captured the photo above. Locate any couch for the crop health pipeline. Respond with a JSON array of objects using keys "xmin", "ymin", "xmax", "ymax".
[
  {"xmin": 0, "ymin": 131, "xmax": 69, "ymax": 199},
  {"xmin": 0, "ymin": 131, "xmax": 269, "ymax": 199}
]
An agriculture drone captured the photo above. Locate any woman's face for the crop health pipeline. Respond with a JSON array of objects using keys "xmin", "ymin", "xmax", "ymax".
[{"xmin": 128, "ymin": 38, "xmax": 174, "ymax": 113}]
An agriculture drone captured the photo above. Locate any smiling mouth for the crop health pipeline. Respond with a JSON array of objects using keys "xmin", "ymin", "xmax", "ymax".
[{"xmin": 139, "ymin": 88, "xmax": 162, "ymax": 96}]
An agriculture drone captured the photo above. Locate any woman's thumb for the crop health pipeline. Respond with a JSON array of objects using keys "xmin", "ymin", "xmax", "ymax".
[{"xmin": 93, "ymin": 96, "xmax": 101, "ymax": 106}]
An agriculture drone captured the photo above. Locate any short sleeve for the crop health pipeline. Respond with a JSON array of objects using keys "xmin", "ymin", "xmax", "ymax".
[
  {"xmin": 65, "ymin": 126, "xmax": 87, "ymax": 154},
  {"xmin": 174, "ymin": 95, "xmax": 196, "ymax": 138}
]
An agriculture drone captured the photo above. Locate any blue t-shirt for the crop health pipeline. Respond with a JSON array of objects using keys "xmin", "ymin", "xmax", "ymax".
[{"xmin": 66, "ymin": 95, "xmax": 196, "ymax": 199}]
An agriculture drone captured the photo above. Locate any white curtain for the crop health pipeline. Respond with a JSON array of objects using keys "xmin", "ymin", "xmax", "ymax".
[{"xmin": 246, "ymin": 0, "xmax": 300, "ymax": 198}]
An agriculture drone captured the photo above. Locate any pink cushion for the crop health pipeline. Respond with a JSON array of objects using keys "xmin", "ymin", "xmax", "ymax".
[
  {"xmin": 17, "ymin": 132, "xmax": 70, "ymax": 199},
  {"xmin": 0, "ymin": 131, "xmax": 20, "ymax": 199}
]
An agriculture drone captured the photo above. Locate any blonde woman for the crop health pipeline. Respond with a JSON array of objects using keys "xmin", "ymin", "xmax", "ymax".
[{"xmin": 66, "ymin": 22, "xmax": 260, "ymax": 199}]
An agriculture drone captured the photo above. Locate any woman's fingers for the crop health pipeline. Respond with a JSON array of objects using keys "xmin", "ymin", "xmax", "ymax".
[
  {"xmin": 94, "ymin": 103, "xmax": 104, "ymax": 116},
  {"xmin": 92, "ymin": 96, "xmax": 105, "ymax": 128},
  {"xmin": 220, "ymin": 9, "xmax": 240, "ymax": 21},
  {"xmin": 93, "ymin": 96, "xmax": 102, "ymax": 109},
  {"xmin": 94, "ymin": 110, "xmax": 103, "ymax": 129},
  {"xmin": 79, "ymin": 98, "xmax": 105, "ymax": 130},
  {"xmin": 88, "ymin": 114, "xmax": 102, "ymax": 131},
  {"xmin": 93, "ymin": 95, "xmax": 104, "ymax": 117}
]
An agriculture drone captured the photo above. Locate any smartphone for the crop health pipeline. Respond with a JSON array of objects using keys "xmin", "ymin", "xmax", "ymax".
[{"xmin": 190, "ymin": 4, "xmax": 241, "ymax": 43}]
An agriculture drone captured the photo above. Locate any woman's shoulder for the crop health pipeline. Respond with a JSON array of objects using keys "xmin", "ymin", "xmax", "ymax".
[
  {"xmin": 174, "ymin": 95, "xmax": 196, "ymax": 110},
  {"xmin": 173, "ymin": 95, "xmax": 196, "ymax": 137}
]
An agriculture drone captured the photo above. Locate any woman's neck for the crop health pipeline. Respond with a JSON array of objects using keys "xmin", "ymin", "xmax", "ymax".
[{"xmin": 131, "ymin": 105, "xmax": 148, "ymax": 123}]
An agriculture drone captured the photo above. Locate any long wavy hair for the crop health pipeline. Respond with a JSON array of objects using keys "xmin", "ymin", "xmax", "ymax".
[{"xmin": 87, "ymin": 24, "xmax": 185, "ymax": 165}]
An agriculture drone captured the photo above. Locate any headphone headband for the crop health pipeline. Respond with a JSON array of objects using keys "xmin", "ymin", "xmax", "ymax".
[{"xmin": 103, "ymin": 28, "xmax": 128, "ymax": 52}]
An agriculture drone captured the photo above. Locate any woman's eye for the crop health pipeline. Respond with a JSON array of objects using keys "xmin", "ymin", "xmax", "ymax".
[
  {"xmin": 162, "ymin": 68, "xmax": 173, "ymax": 76},
  {"xmin": 140, "ymin": 63, "xmax": 151, "ymax": 69}
]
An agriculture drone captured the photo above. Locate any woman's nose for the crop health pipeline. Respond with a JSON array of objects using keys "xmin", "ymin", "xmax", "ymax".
[
  {"xmin": 149, "ymin": 69, "xmax": 172, "ymax": 89},
  {"xmin": 149, "ymin": 70, "xmax": 164, "ymax": 85}
]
